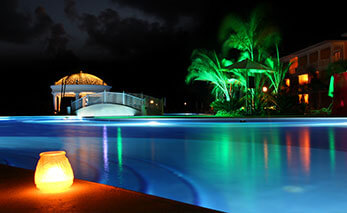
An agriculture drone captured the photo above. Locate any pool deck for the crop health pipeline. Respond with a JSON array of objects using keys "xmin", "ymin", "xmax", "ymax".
[{"xmin": 0, "ymin": 165, "xmax": 221, "ymax": 213}]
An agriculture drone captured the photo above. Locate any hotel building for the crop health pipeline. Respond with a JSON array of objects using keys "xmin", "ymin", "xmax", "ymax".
[{"xmin": 281, "ymin": 36, "xmax": 347, "ymax": 110}]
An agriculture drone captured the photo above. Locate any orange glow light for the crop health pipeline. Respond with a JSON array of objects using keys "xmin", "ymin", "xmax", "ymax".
[
  {"xmin": 285, "ymin": 78, "xmax": 290, "ymax": 87},
  {"xmin": 262, "ymin": 86, "xmax": 268, "ymax": 93},
  {"xmin": 35, "ymin": 151, "xmax": 74, "ymax": 193}
]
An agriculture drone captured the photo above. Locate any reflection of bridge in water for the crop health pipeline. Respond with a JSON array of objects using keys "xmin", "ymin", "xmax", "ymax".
[{"xmin": 71, "ymin": 91, "xmax": 164, "ymax": 117}]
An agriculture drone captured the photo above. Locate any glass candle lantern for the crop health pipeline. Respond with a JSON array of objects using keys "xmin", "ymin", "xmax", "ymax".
[{"xmin": 34, "ymin": 151, "xmax": 74, "ymax": 193}]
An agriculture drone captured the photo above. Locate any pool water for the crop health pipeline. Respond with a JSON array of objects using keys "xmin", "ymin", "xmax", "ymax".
[{"xmin": 1, "ymin": 116, "xmax": 347, "ymax": 212}]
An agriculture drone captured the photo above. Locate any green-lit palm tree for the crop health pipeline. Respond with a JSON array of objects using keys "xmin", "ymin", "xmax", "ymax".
[
  {"xmin": 219, "ymin": 6, "xmax": 280, "ymax": 63},
  {"xmin": 186, "ymin": 49, "xmax": 236, "ymax": 101},
  {"xmin": 219, "ymin": 7, "xmax": 281, "ymax": 114}
]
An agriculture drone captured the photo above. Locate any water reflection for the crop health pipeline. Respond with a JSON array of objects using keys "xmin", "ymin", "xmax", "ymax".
[
  {"xmin": 286, "ymin": 133, "xmax": 292, "ymax": 167},
  {"xmin": 151, "ymin": 139, "xmax": 156, "ymax": 161},
  {"xmin": 329, "ymin": 127, "xmax": 336, "ymax": 172},
  {"xmin": 62, "ymin": 136, "xmax": 101, "ymax": 181},
  {"xmin": 117, "ymin": 127, "xmax": 123, "ymax": 172},
  {"xmin": 103, "ymin": 125, "xmax": 109, "ymax": 172},
  {"xmin": 299, "ymin": 128, "xmax": 311, "ymax": 175},
  {"xmin": 263, "ymin": 138, "xmax": 268, "ymax": 169}
]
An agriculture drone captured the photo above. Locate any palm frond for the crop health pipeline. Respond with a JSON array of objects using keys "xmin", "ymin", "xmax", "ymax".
[{"xmin": 186, "ymin": 49, "xmax": 231, "ymax": 101}]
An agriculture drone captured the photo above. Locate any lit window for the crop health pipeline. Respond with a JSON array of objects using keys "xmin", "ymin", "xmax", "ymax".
[
  {"xmin": 285, "ymin": 78, "xmax": 290, "ymax": 87},
  {"xmin": 304, "ymin": 94, "xmax": 309, "ymax": 104},
  {"xmin": 298, "ymin": 94, "xmax": 309, "ymax": 104},
  {"xmin": 298, "ymin": 74, "xmax": 309, "ymax": 85},
  {"xmin": 289, "ymin": 57, "xmax": 298, "ymax": 74}
]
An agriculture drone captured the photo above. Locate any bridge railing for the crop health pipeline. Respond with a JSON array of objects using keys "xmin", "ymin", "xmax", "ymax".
[{"xmin": 71, "ymin": 92, "xmax": 144, "ymax": 112}]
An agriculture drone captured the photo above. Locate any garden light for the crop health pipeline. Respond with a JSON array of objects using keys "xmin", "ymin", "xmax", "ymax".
[
  {"xmin": 262, "ymin": 86, "xmax": 268, "ymax": 93},
  {"xmin": 34, "ymin": 151, "xmax": 74, "ymax": 193}
]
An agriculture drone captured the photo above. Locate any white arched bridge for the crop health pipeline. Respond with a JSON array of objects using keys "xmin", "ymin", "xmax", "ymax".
[{"xmin": 71, "ymin": 91, "xmax": 164, "ymax": 117}]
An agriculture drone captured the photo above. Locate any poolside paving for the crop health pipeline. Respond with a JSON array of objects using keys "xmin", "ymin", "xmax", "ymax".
[{"xmin": 0, "ymin": 164, "xmax": 221, "ymax": 213}]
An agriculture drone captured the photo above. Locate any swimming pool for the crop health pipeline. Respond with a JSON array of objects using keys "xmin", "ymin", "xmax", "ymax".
[{"xmin": 1, "ymin": 116, "xmax": 347, "ymax": 212}]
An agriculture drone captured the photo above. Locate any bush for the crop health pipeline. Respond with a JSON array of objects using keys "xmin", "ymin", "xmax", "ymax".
[
  {"xmin": 215, "ymin": 109, "xmax": 244, "ymax": 117},
  {"xmin": 273, "ymin": 93, "xmax": 300, "ymax": 114},
  {"xmin": 211, "ymin": 98, "xmax": 243, "ymax": 113},
  {"xmin": 310, "ymin": 103, "xmax": 332, "ymax": 115}
]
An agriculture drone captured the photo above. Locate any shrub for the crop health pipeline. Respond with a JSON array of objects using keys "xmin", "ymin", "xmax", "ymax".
[{"xmin": 211, "ymin": 98, "xmax": 243, "ymax": 113}]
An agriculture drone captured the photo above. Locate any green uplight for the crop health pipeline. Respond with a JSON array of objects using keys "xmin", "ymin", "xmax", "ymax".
[{"xmin": 328, "ymin": 76, "xmax": 334, "ymax": 98}]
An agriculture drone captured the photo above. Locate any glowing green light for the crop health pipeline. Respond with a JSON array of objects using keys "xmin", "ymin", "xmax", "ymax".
[{"xmin": 328, "ymin": 76, "xmax": 334, "ymax": 98}]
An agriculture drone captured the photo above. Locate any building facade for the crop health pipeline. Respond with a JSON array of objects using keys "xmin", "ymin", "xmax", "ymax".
[{"xmin": 281, "ymin": 39, "xmax": 347, "ymax": 110}]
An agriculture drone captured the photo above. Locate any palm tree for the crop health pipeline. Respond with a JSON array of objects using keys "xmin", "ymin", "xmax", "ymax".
[
  {"xmin": 219, "ymin": 6, "xmax": 280, "ymax": 63},
  {"xmin": 219, "ymin": 7, "xmax": 281, "ymax": 114},
  {"xmin": 186, "ymin": 49, "xmax": 232, "ymax": 101}
]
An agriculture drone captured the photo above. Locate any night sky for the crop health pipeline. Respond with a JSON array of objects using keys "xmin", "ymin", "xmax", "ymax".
[{"xmin": 0, "ymin": 0, "xmax": 345, "ymax": 115}]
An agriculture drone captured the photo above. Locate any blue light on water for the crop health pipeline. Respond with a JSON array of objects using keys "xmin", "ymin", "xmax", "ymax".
[{"xmin": 0, "ymin": 117, "xmax": 11, "ymax": 120}]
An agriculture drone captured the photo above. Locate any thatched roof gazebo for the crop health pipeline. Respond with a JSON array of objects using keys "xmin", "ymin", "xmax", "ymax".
[{"xmin": 50, "ymin": 71, "xmax": 111, "ymax": 113}]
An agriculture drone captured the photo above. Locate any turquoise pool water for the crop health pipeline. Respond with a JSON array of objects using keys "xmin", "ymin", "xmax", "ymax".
[{"xmin": 1, "ymin": 116, "xmax": 347, "ymax": 212}]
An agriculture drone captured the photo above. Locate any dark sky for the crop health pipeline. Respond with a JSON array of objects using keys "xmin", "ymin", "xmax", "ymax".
[{"xmin": 0, "ymin": 0, "xmax": 345, "ymax": 115}]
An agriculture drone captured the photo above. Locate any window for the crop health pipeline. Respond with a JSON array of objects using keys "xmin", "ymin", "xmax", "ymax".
[
  {"xmin": 309, "ymin": 52, "xmax": 318, "ymax": 64},
  {"xmin": 298, "ymin": 55, "xmax": 308, "ymax": 67},
  {"xmin": 298, "ymin": 74, "xmax": 309, "ymax": 85},
  {"xmin": 304, "ymin": 94, "xmax": 309, "ymax": 104},
  {"xmin": 285, "ymin": 78, "xmax": 290, "ymax": 87},
  {"xmin": 298, "ymin": 94, "xmax": 309, "ymax": 104},
  {"xmin": 320, "ymin": 47, "xmax": 331, "ymax": 60}
]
